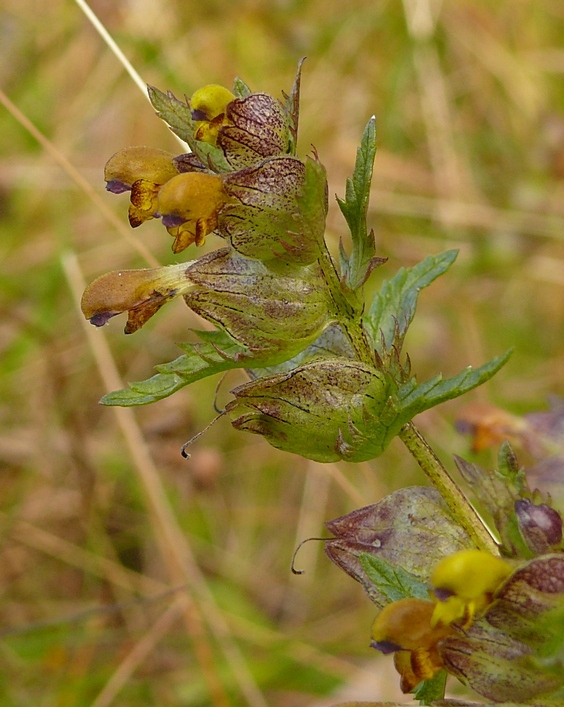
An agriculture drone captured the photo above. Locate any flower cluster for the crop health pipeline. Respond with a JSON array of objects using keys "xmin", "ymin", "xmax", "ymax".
[
  {"xmin": 82, "ymin": 65, "xmax": 509, "ymax": 462},
  {"xmin": 80, "ymin": 65, "xmax": 564, "ymax": 704},
  {"xmin": 325, "ymin": 449, "xmax": 564, "ymax": 702}
]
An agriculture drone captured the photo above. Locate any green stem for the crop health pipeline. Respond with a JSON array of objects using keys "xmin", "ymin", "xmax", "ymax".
[
  {"xmin": 318, "ymin": 246, "xmax": 375, "ymax": 364},
  {"xmin": 399, "ymin": 421, "xmax": 499, "ymax": 555}
]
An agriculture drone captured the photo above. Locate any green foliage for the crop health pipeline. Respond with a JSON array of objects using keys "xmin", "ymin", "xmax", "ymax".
[
  {"xmin": 414, "ymin": 670, "xmax": 448, "ymax": 705},
  {"xmin": 232, "ymin": 76, "xmax": 252, "ymax": 99},
  {"xmin": 101, "ymin": 330, "xmax": 250, "ymax": 406},
  {"xmin": 147, "ymin": 85, "xmax": 232, "ymax": 172},
  {"xmin": 337, "ymin": 117, "xmax": 380, "ymax": 292},
  {"xmin": 454, "ymin": 442, "xmax": 563, "ymax": 558},
  {"xmin": 359, "ymin": 554, "xmax": 429, "ymax": 603},
  {"xmin": 394, "ymin": 350, "xmax": 512, "ymax": 420},
  {"xmin": 365, "ymin": 249, "xmax": 458, "ymax": 355}
]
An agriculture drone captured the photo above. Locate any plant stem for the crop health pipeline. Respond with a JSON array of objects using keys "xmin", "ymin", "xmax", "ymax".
[
  {"xmin": 318, "ymin": 246, "xmax": 375, "ymax": 364},
  {"xmin": 399, "ymin": 421, "xmax": 499, "ymax": 554}
]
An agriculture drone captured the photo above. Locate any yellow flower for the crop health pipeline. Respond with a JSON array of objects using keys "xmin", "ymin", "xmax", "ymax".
[
  {"xmin": 190, "ymin": 84, "xmax": 235, "ymax": 145},
  {"xmin": 104, "ymin": 146, "xmax": 179, "ymax": 227},
  {"xmin": 370, "ymin": 598, "xmax": 453, "ymax": 693},
  {"xmin": 430, "ymin": 549, "xmax": 513, "ymax": 628},
  {"xmin": 156, "ymin": 172, "xmax": 228, "ymax": 253},
  {"xmin": 81, "ymin": 263, "xmax": 193, "ymax": 334}
]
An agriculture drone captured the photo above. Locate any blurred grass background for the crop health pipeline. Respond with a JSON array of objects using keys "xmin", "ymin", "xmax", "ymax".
[{"xmin": 1, "ymin": 0, "xmax": 563, "ymax": 705}]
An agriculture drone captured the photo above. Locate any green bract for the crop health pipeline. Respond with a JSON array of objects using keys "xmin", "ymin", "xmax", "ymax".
[
  {"xmin": 183, "ymin": 248, "xmax": 333, "ymax": 355},
  {"xmin": 226, "ymin": 358, "xmax": 387, "ymax": 463}
]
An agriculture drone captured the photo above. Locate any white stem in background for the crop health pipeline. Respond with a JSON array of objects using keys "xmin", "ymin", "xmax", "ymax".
[
  {"xmin": 73, "ymin": 0, "xmax": 188, "ymax": 149},
  {"xmin": 73, "ymin": 0, "xmax": 148, "ymax": 97}
]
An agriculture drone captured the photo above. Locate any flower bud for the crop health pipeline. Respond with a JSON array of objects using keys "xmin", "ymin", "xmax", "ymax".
[
  {"xmin": 183, "ymin": 248, "xmax": 332, "ymax": 355},
  {"xmin": 190, "ymin": 84, "xmax": 235, "ymax": 144},
  {"xmin": 104, "ymin": 146, "xmax": 179, "ymax": 227},
  {"xmin": 515, "ymin": 498, "xmax": 563, "ymax": 555},
  {"xmin": 226, "ymin": 358, "xmax": 388, "ymax": 462},
  {"xmin": 156, "ymin": 172, "xmax": 228, "ymax": 252},
  {"xmin": 430, "ymin": 550, "xmax": 513, "ymax": 628}
]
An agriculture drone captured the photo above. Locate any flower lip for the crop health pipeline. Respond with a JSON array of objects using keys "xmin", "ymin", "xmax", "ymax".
[
  {"xmin": 161, "ymin": 213, "xmax": 187, "ymax": 228},
  {"xmin": 370, "ymin": 639, "xmax": 402, "ymax": 655},
  {"xmin": 106, "ymin": 179, "xmax": 131, "ymax": 194},
  {"xmin": 433, "ymin": 587, "xmax": 455, "ymax": 602},
  {"xmin": 191, "ymin": 109, "xmax": 208, "ymax": 121},
  {"xmin": 89, "ymin": 311, "xmax": 115, "ymax": 327}
]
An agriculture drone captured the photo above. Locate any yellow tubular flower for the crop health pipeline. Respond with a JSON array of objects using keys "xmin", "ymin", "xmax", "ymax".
[
  {"xmin": 370, "ymin": 598, "xmax": 453, "ymax": 693},
  {"xmin": 430, "ymin": 549, "xmax": 513, "ymax": 628},
  {"xmin": 104, "ymin": 146, "xmax": 179, "ymax": 228},
  {"xmin": 156, "ymin": 172, "xmax": 228, "ymax": 253},
  {"xmin": 80, "ymin": 263, "xmax": 193, "ymax": 334},
  {"xmin": 190, "ymin": 84, "xmax": 235, "ymax": 144}
]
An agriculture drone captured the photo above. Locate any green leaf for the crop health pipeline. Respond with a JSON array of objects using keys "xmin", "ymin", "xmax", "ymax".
[
  {"xmin": 337, "ymin": 116, "xmax": 380, "ymax": 291},
  {"xmin": 147, "ymin": 85, "xmax": 193, "ymax": 145},
  {"xmin": 297, "ymin": 155, "xmax": 328, "ymax": 251},
  {"xmin": 232, "ymin": 76, "xmax": 252, "ymax": 99},
  {"xmin": 398, "ymin": 350, "xmax": 512, "ymax": 419},
  {"xmin": 359, "ymin": 554, "xmax": 430, "ymax": 603},
  {"xmin": 100, "ymin": 330, "xmax": 250, "ymax": 406},
  {"xmin": 414, "ymin": 670, "xmax": 447, "ymax": 704},
  {"xmin": 365, "ymin": 250, "xmax": 458, "ymax": 355},
  {"xmin": 283, "ymin": 57, "xmax": 306, "ymax": 155}
]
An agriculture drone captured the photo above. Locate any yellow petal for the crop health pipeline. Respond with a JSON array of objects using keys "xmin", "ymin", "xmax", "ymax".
[{"xmin": 81, "ymin": 263, "xmax": 194, "ymax": 332}]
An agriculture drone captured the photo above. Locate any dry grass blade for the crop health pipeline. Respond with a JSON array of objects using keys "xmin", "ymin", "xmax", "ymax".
[
  {"xmin": 3, "ymin": 513, "xmax": 165, "ymax": 595},
  {"xmin": 73, "ymin": 0, "xmax": 188, "ymax": 151},
  {"xmin": 73, "ymin": 0, "xmax": 150, "ymax": 99},
  {"xmin": 0, "ymin": 87, "xmax": 160, "ymax": 268},
  {"xmin": 91, "ymin": 597, "xmax": 186, "ymax": 707},
  {"xmin": 62, "ymin": 251, "xmax": 268, "ymax": 707}
]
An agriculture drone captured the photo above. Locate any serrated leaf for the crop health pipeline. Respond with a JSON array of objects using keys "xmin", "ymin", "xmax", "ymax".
[
  {"xmin": 147, "ymin": 85, "xmax": 193, "ymax": 145},
  {"xmin": 359, "ymin": 554, "xmax": 430, "ymax": 603},
  {"xmin": 414, "ymin": 670, "xmax": 447, "ymax": 704},
  {"xmin": 398, "ymin": 350, "xmax": 512, "ymax": 419},
  {"xmin": 365, "ymin": 250, "xmax": 458, "ymax": 354},
  {"xmin": 337, "ymin": 116, "xmax": 380, "ymax": 291},
  {"xmin": 100, "ymin": 330, "xmax": 250, "ymax": 406},
  {"xmin": 283, "ymin": 57, "xmax": 306, "ymax": 155},
  {"xmin": 232, "ymin": 76, "xmax": 252, "ymax": 99}
]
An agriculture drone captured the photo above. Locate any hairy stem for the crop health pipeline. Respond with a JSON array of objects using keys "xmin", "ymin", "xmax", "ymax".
[{"xmin": 399, "ymin": 421, "xmax": 499, "ymax": 554}]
